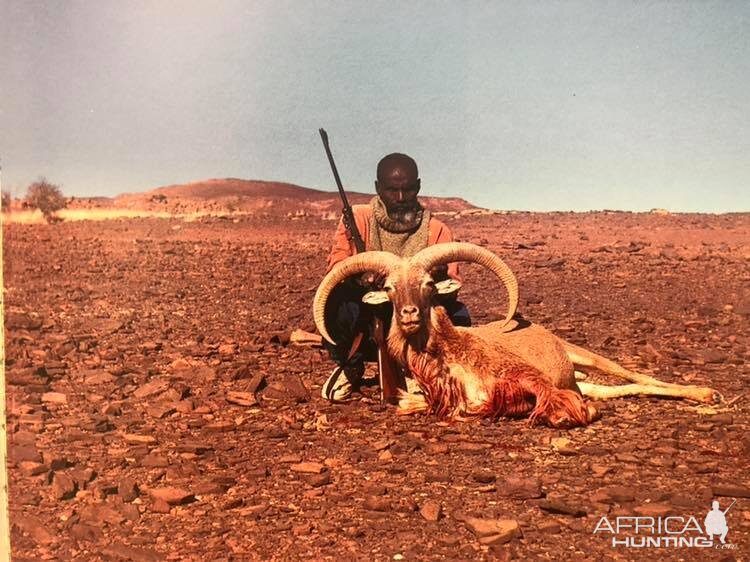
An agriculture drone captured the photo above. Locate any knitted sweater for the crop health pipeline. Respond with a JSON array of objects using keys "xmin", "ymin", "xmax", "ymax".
[{"xmin": 326, "ymin": 201, "xmax": 460, "ymax": 280}]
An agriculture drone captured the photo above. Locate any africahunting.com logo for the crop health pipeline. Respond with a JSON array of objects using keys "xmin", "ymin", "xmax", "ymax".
[{"xmin": 593, "ymin": 500, "xmax": 738, "ymax": 549}]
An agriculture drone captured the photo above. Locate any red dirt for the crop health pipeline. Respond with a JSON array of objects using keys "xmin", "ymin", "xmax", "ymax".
[{"xmin": 4, "ymin": 209, "xmax": 749, "ymax": 561}]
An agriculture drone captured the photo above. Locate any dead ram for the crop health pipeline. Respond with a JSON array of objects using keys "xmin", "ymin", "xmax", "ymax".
[{"xmin": 313, "ymin": 242, "xmax": 719, "ymax": 428}]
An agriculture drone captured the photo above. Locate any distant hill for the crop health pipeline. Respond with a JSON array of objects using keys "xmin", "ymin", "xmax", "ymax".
[{"xmin": 69, "ymin": 178, "xmax": 478, "ymax": 217}]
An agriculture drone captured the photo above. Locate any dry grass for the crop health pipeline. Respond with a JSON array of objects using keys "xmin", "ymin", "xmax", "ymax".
[{"xmin": 2, "ymin": 208, "xmax": 237, "ymax": 224}]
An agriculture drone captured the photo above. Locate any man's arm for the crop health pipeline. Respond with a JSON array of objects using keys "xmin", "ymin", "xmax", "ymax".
[
  {"xmin": 431, "ymin": 221, "xmax": 461, "ymax": 282},
  {"xmin": 326, "ymin": 216, "xmax": 356, "ymax": 272}
]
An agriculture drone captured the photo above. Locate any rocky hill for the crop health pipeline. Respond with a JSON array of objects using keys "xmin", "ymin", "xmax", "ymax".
[{"xmin": 70, "ymin": 178, "xmax": 478, "ymax": 217}]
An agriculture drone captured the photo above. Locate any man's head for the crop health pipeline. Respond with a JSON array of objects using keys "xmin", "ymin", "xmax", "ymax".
[
  {"xmin": 713, "ymin": 500, "xmax": 720, "ymax": 510},
  {"xmin": 375, "ymin": 153, "xmax": 421, "ymax": 222}
]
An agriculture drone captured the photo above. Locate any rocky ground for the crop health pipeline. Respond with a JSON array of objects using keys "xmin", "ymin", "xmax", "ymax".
[{"xmin": 4, "ymin": 211, "xmax": 750, "ymax": 561}]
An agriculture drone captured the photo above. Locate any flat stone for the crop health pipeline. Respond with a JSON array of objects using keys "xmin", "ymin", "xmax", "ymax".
[
  {"xmin": 290, "ymin": 462, "xmax": 326, "ymax": 474},
  {"xmin": 123, "ymin": 434, "xmax": 157, "ymax": 445},
  {"xmin": 614, "ymin": 453, "xmax": 639, "ymax": 463},
  {"xmin": 80, "ymin": 503, "xmax": 125, "ymax": 525},
  {"xmin": 13, "ymin": 515, "xmax": 56, "ymax": 545},
  {"xmin": 634, "ymin": 503, "xmax": 673, "ymax": 517},
  {"xmin": 84, "ymin": 371, "xmax": 116, "ymax": 385},
  {"xmin": 278, "ymin": 455, "xmax": 303, "ymax": 464},
  {"xmin": 425, "ymin": 471, "xmax": 451, "ymax": 483},
  {"xmin": 41, "ymin": 392, "xmax": 67, "ymax": 404},
  {"xmin": 133, "ymin": 379, "xmax": 170, "ymax": 399},
  {"xmin": 148, "ymin": 487, "xmax": 194, "ymax": 505},
  {"xmin": 464, "ymin": 517, "xmax": 520, "ymax": 544},
  {"xmin": 70, "ymin": 522, "xmax": 104, "ymax": 542},
  {"xmin": 120, "ymin": 503, "xmax": 141, "ymax": 521},
  {"xmin": 363, "ymin": 496, "xmax": 391, "ymax": 512},
  {"xmin": 147, "ymin": 403, "xmax": 176, "ymax": 419},
  {"xmin": 599, "ymin": 485, "xmax": 636, "ymax": 504},
  {"xmin": 102, "ymin": 403, "xmax": 122, "ymax": 416},
  {"xmin": 193, "ymin": 481, "xmax": 230, "ymax": 495},
  {"xmin": 712, "ymin": 484, "xmax": 750, "ymax": 498},
  {"xmin": 537, "ymin": 500, "xmax": 586, "ymax": 517},
  {"xmin": 420, "ymin": 500, "xmax": 442, "ymax": 521},
  {"xmin": 246, "ymin": 373, "xmax": 266, "ymax": 394},
  {"xmin": 226, "ymin": 391, "xmax": 258, "ymax": 407},
  {"xmin": 218, "ymin": 343, "xmax": 237, "ymax": 356},
  {"xmin": 7, "ymin": 368, "xmax": 49, "ymax": 387},
  {"xmin": 6, "ymin": 312, "xmax": 43, "ymax": 330},
  {"xmin": 10, "ymin": 445, "xmax": 43, "ymax": 464},
  {"xmin": 52, "ymin": 472, "xmax": 78, "ymax": 500},
  {"xmin": 471, "ymin": 470, "xmax": 496, "ymax": 484},
  {"xmin": 140, "ymin": 454, "xmax": 169, "ymax": 468},
  {"xmin": 203, "ymin": 421, "xmax": 235, "ymax": 433},
  {"xmin": 118, "ymin": 478, "xmax": 140, "ymax": 502},
  {"xmin": 536, "ymin": 520, "xmax": 561, "ymax": 534},
  {"xmin": 703, "ymin": 350, "xmax": 728, "ymax": 364},
  {"xmin": 101, "ymin": 543, "xmax": 161, "ymax": 562},
  {"xmin": 19, "ymin": 461, "xmax": 48, "ymax": 476},
  {"xmin": 498, "ymin": 476, "xmax": 543, "ymax": 500},
  {"xmin": 237, "ymin": 503, "xmax": 268, "ymax": 518},
  {"xmin": 43, "ymin": 452, "xmax": 70, "ymax": 471},
  {"xmin": 290, "ymin": 329, "xmax": 322, "ymax": 346},
  {"xmin": 263, "ymin": 375, "xmax": 310, "ymax": 403},
  {"xmin": 150, "ymin": 499, "xmax": 172, "ymax": 513},
  {"xmin": 175, "ymin": 442, "xmax": 212, "ymax": 455},
  {"xmin": 304, "ymin": 472, "xmax": 331, "ymax": 488},
  {"xmin": 69, "ymin": 468, "xmax": 97, "ymax": 489}
]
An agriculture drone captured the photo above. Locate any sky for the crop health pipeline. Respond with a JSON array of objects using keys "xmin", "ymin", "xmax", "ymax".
[{"xmin": 1, "ymin": 1, "xmax": 749, "ymax": 212}]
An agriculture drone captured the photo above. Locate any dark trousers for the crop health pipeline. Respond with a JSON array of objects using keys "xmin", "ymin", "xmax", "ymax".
[{"xmin": 323, "ymin": 282, "xmax": 471, "ymax": 369}]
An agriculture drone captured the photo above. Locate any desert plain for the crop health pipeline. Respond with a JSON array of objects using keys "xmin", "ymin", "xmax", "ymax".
[{"xmin": 3, "ymin": 186, "xmax": 750, "ymax": 561}]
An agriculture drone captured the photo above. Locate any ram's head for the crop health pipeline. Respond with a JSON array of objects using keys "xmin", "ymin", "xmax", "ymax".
[{"xmin": 313, "ymin": 242, "xmax": 519, "ymax": 344}]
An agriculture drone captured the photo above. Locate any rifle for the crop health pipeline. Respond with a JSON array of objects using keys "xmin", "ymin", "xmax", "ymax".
[
  {"xmin": 318, "ymin": 128, "xmax": 404, "ymax": 403},
  {"xmin": 318, "ymin": 128, "xmax": 365, "ymax": 253}
]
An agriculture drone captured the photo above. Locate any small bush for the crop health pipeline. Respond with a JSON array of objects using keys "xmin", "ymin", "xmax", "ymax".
[
  {"xmin": 25, "ymin": 178, "xmax": 67, "ymax": 222},
  {"xmin": 1, "ymin": 191, "xmax": 10, "ymax": 211}
]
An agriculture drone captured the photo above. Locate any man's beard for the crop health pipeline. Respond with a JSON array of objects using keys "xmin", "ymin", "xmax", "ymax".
[{"xmin": 387, "ymin": 205, "xmax": 419, "ymax": 227}]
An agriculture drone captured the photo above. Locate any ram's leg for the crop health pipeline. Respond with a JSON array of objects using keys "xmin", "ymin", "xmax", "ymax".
[
  {"xmin": 395, "ymin": 389, "xmax": 429, "ymax": 415},
  {"xmin": 506, "ymin": 374, "xmax": 598, "ymax": 428},
  {"xmin": 395, "ymin": 375, "xmax": 429, "ymax": 416},
  {"xmin": 562, "ymin": 340, "xmax": 719, "ymax": 403},
  {"xmin": 577, "ymin": 381, "xmax": 716, "ymax": 402}
]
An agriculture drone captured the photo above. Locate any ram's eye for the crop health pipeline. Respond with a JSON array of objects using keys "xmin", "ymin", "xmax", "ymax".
[
  {"xmin": 384, "ymin": 285, "xmax": 394, "ymax": 293},
  {"xmin": 424, "ymin": 279, "xmax": 436, "ymax": 289}
]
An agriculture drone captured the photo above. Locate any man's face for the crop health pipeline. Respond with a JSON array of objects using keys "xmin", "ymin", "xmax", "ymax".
[{"xmin": 375, "ymin": 163, "xmax": 421, "ymax": 218}]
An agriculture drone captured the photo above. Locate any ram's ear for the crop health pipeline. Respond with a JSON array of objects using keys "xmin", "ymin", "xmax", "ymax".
[
  {"xmin": 362, "ymin": 291, "xmax": 389, "ymax": 305},
  {"xmin": 435, "ymin": 279, "xmax": 462, "ymax": 295}
]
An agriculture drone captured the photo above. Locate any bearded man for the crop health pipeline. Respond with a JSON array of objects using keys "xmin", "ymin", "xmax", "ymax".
[{"xmin": 321, "ymin": 153, "xmax": 470, "ymax": 401}]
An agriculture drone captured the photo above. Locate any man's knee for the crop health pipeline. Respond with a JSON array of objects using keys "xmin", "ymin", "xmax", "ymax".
[{"xmin": 447, "ymin": 300, "xmax": 471, "ymax": 327}]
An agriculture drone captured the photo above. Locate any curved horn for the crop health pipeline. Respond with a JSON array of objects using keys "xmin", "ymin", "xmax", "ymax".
[
  {"xmin": 313, "ymin": 252, "xmax": 403, "ymax": 345},
  {"xmin": 411, "ymin": 242, "xmax": 519, "ymax": 329}
]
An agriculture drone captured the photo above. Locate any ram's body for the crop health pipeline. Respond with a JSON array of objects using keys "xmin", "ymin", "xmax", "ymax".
[
  {"xmin": 314, "ymin": 242, "xmax": 719, "ymax": 428},
  {"xmin": 387, "ymin": 306, "xmax": 593, "ymax": 427}
]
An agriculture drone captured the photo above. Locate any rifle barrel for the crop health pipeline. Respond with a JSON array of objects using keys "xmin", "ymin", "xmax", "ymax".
[
  {"xmin": 318, "ymin": 129, "xmax": 349, "ymax": 204},
  {"xmin": 318, "ymin": 128, "xmax": 365, "ymax": 253}
]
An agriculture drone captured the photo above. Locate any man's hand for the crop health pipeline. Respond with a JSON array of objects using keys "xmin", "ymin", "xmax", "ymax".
[
  {"xmin": 358, "ymin": 271, "xmax": 385, "ymax": 290},
  {"xmin": 429, "ymin": 264, "xmax": 449, "ymax": 282}
]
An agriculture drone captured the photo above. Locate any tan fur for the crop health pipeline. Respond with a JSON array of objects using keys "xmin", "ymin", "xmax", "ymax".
[
  {"xmin": 318, "ymin": 245, "xmax": 719, "ymax": 427},
  {"xmin": 390, "ymin": 307, "xmax": 593, "ymax": 427}
]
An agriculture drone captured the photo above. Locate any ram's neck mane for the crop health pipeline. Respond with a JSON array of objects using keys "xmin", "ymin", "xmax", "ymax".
[{"xmin": 387, "ymin": 307, "xmax": 468, "ymax": 417}]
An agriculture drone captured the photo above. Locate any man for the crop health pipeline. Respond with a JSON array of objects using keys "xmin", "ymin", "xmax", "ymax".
[
  {"xmin": 321, "ymin": 153, "xmax": 470, "ymax": 401},
  {"xmin": 704, "ymin": 500, "xmax": 729, "ymax": 544}
]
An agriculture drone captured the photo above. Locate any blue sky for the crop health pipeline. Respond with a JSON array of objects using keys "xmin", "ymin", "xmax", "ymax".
[{"xmin": 2, "ymin": 1, "xmax": 749, "ymax": 212}]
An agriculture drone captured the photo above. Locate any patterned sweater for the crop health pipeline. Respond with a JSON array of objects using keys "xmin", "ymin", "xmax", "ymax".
[{"xmin": 326, "ymin": 203, "xmax": 460, "ymax": 280}]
